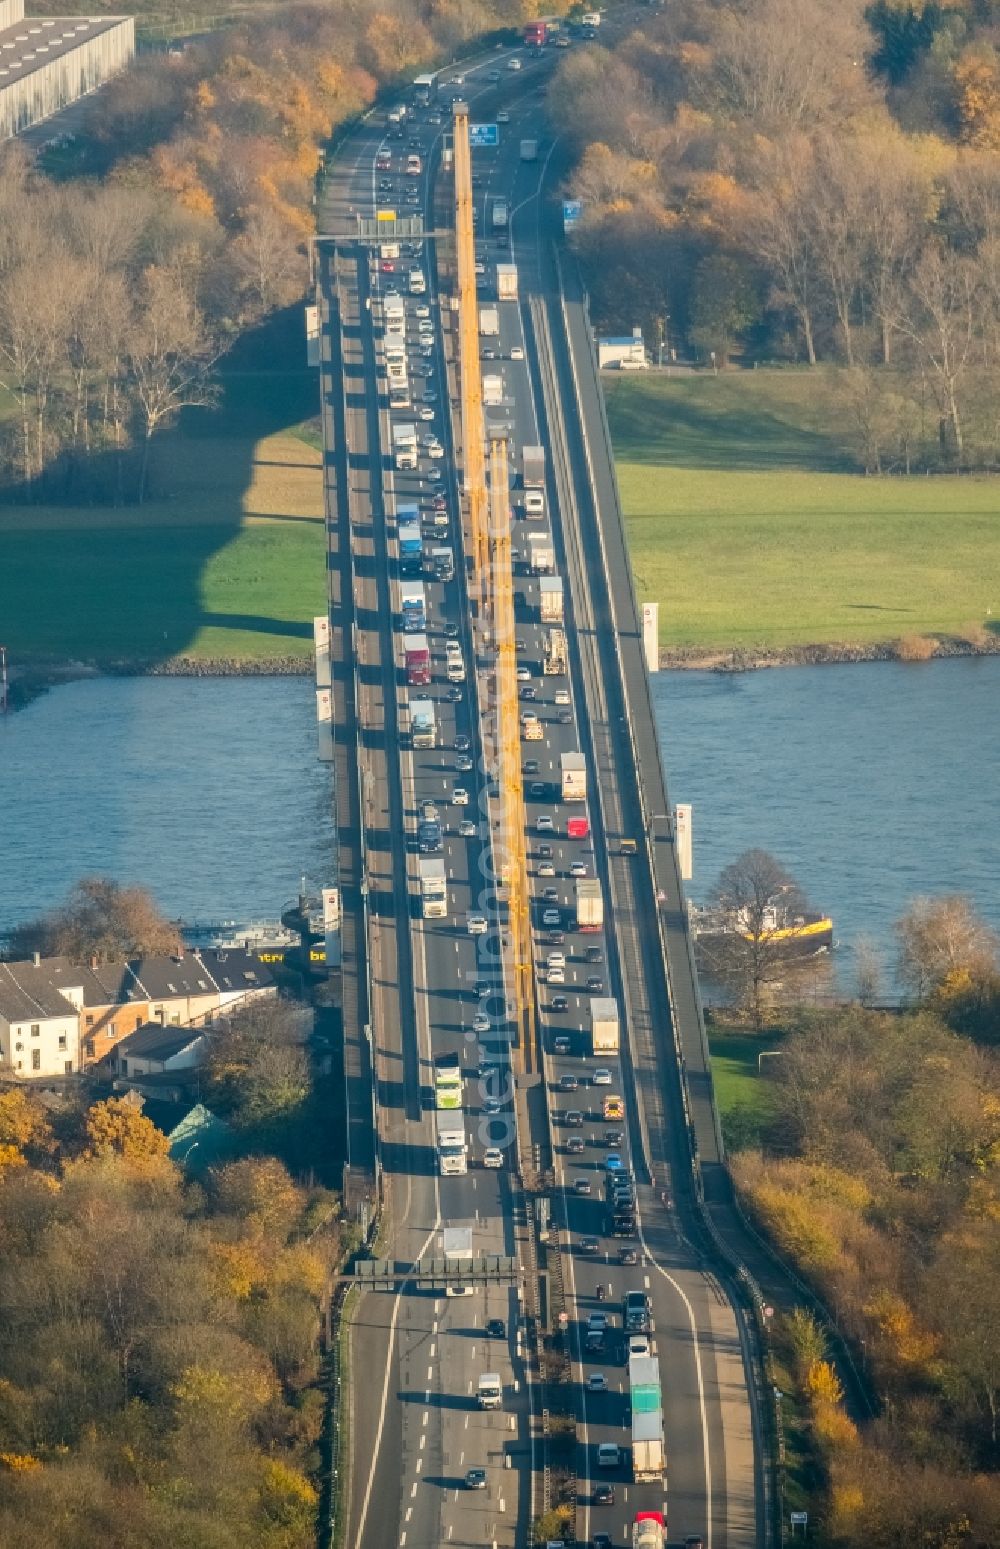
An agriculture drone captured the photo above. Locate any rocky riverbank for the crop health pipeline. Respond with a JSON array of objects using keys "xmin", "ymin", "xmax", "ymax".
[
  {"xmin": 660, "ymin": 634, "xmax": 1000, "ymax": 672},
  {"xmin": 5, "ymin": 656, "xmax": 311, "ymax": 711}
]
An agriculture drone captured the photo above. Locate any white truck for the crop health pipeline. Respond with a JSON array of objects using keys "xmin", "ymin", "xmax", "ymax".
[
  {"xmin": 409, "ymin": 698, "xmax": 437, "ymax": 749},
  {"xmin": 520, "ymin": 137, "xmax": 539, "ymax": 161},
  {"xmin": 483, "ymin": 372, "xmax": 504, "ymax": 405},
  {"xmin": 630, "ymin": 1355, "xmax": 665, "ymax": 1483},
  {"xmin": 575, "ymin": 878, "xmax": 603, "ymax": 932},
  {"xmin": 408, "ymin": 267, "xmax": 426, "ymax": 295},
  {"xmin": 445, "ymin": 641, "xmax": 466, "ymax": 682},
  {"xmin": 477, "ymin": 1373, "xmax": 503, "ymax": 1410},
  {"xmin": 418, "ymin": 855, "xmax": 447, "ymax": 918},
  {"xmin": 591, "ymin": 997, "xmax": 620, "ymax": 1054},
  {"xmin": 522, "ymin": 444, "xmax": 546, "ymax": 488},
  {"xmin": 539, "ymin": 575, "xmax": 564, "ymax": 623},
  {"xmin": 561, "ymin": 751, "xmax": 587, "ymax": 801},
  {"xmin": 526, "ymin": 532, "xmax": 554, "ymax": 573},
  {"xmin": 393, "ymin": 421, "xmax": 417, "ymax": 470},
  {"xmin": 437, "ymin": 1114, "xmax": 467, "ymax": 1175},
  {"xmin": 479, "ymin": 305, "xmax": 500, "ymax": 336},
  {"xmin": 543, "ymin": 627, "xmax": 567, "ymax": 674},
  {"xmin": 496, "ymin": 262, "xmax": 518, "ymax": 301}
]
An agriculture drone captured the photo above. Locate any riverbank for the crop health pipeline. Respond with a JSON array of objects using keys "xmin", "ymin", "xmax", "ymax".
[
  {"xmin": 606, "ymin": 369, "xmax": 1000, "ymax": 655},
  {"xmin": 660, "ymin": 632, "xmax": 1000, "ymax": 671}
]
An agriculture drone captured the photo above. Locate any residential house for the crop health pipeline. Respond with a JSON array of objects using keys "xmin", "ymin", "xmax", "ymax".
[
  {"xmin": 109, "ymin": 1021, "xmax": 206, "ymax": 1080},
  {"xmin": 0, "ymin": 956, "xmax": 81, "ymax": 1076}
]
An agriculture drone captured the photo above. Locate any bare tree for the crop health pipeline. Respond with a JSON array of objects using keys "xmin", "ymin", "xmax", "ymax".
[
  {"xmin": 230, "ymin": 206, "xmax": 306, "ymax": 319},
  {"xmin": 699, "ymin": 849, "xmax": 815, "ymax": 1028},
  {"xmin": 853, "ymin": 934, "xmax": 883, "ymax": 1007},
  {"xmin": 807, "ymin": 137, "xmax": 872, "ymax": 364},
  {"xmin": 125, "ymin": 263, "xmax": 219, "ymax": 501},
  {"xmin": 897, "ymin": 244, "xmax": 979, "ymax": 463},
  {"xmin": 895, "ymin": 895, "xmax": 999, "ymax": 1002},
  {"xmin": 7, "ymin": 878, "xmax": 182, "ymax": 964},
  {"xmin": 748, "ymin": 140, "xmax": 822, "ymax": 364}
]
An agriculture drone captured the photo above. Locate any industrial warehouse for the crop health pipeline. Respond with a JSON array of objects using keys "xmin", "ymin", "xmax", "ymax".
[{"xmin": 0, "ymin": 0, "xmax": 133, "ymax": 139}]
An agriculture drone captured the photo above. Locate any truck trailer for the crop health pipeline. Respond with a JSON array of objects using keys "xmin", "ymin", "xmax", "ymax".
[
  {"xmin": 393, "ymin": 421, "xmax": 417, "ymax": 470},
  {"xmin": 520, "ymin": 138, "xmax": 539, "ymax": 161},
  {"xmin": 479, "ymin": 305, "xmax": 500, "ymax": 336},
  {"xmin": 418, "ymin": 856, "xmax": 447, "ymax": 918},
  {"xmin": 543, "ymin": 627, "xmax": 567, "ymax": 674},
  {"xmin": 590, "ymin": 997, "xmax": 620, "ymax": 1054},
  {"xmin": 483, "ymin": 373, "xmax": 504, "ymax": 405},
  {"xmin": 405, "ymin": 634, "xmax": 431, "ymax": 686},
  {"xmin": 629, "ymin": 1356, "xmax": 665, "ymax": 1483},
  {"xmin": 409, "ymin": 698, "xmax": 437, "ymax": 749},
  {"xmin": 398, "ymin": 518, "xmax": 423, "ymax": 575},
  {"xmin": 496, "ymin": 263, "xmax": 518, "ymax": 301},
  {"xmin": 400, "ymin": 582, "xmax": 426, "ymax": 632},
  {"xmin": 575, "ymin": 878, "xmax": 603, "ymax": 932},
  {"xmin": 539, "ymin": 575, "xmax": 564, "ymax": 623},
  {"xmin": 560, "ymin": 751, "xmax": 587, "ymax": 801},
  {"xmin": 522, "ymin": 444, "xmax": 546, "ymax": 488},
  {"xmin": 526, "ymin": 532, "xmax": 554, "ymax": 573}
]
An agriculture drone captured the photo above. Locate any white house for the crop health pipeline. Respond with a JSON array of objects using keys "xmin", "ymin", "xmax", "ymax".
[
  {"xmin": 110, "ymin": 1022, "xmax": 206, "ymax": 1079},
  {"xmin": 0, "ymin": 956, "xmax": 81, "ymax": 1077}
]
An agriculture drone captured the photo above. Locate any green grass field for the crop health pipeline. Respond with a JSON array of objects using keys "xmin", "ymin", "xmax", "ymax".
[
  {"xmin": 1, "ymin": 323, "xmax": 326, "ymax": 667},
  {"xmin": 604, "ymin": 370, "xmax": 1000, "ymax": 651},
  {"xmin": 707, "ymin": 1026, "xmax": 784, "ymax": 1152}
]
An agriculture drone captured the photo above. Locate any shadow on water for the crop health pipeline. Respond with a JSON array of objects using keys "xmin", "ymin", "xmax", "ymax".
[{"xmin": 0, "ymin": 306, "xmax": 322, "ymax": 671}]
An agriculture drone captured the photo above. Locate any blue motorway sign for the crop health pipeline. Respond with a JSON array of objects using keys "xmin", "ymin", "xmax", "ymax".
[
  {"xmin": 563, "ymin": 199, "xmax": 582, "ymax": 231},
  {"xmin": 470, "ymin": 123, "xmax": 499, "ymax": 147}
]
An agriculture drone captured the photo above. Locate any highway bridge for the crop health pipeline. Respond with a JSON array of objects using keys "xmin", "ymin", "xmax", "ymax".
[{"xmin": 314, "ymin": 27, "xmax": 769, "ymax": 1549}]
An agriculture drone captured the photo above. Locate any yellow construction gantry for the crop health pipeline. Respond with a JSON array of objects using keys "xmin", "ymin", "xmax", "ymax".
[{"xmin": 452, "ymin": 104, "xmax": 537, "ymax": 1075}]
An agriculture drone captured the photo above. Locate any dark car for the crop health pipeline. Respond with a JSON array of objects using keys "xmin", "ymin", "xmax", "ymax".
[
  {"xmin": 592, "ymin": 1536, "xmax": 613, "ymax": 1549},
  {"xmin": 565, "ymin": 1109, "xmax": 583, "ymax": 1127},
  {"xmin": 538, "ymin": 843, "xmax": 554, "ymax": 859},
  {"xmin": 486, "ymin": 1317, "xmax": 506, "ymax": 1339},
  {"xmin": 446, "ymin": 622, "xmax": 460, "ymax": 640},
  {"xmin": 548, "ymin": 931, "xmax": 566, "ymax": 947},
  {"xmin": 524, "ymin": 759, "xmax": 539, "ymax": 776},
  {"xmin": 550, "ymin": 995, "xmax": 569, "ymax": 1012},
  {"xmin": 454, "ymin": 733, "xmax": 471, "ymax": 752},
  {"xmin": 566, "ymin": 1136, "xmax": 585, "ymax": 1154},
  {"xmin": 575, "ymin": 1177, "xmax": 592, "ymax": 1195},
  {"xmin": 579, "ymin": 1235, "xmax": 600, "ymax": 1253},
  {"xmin": 418, "ymin": 821, "xmax": 442, "ymax": 853},
  {"xmin": 593, "ymin": 1483, "xmax": 615, "ymax": 1506},
  {"xmin": 619, "ymin": 1246, "xmax": 638, "ymax": 1266},
  {"xmin": 560, "ymin": 1074, "xmax": 579, "ymax": 1092},
  {"xmin": 530, "ymin": 781, "xmax": 547, "ymax": 798},
  {"xmin": 585, "ymin": 946, "xmax": 604, "ymax": 963},
  {"xmin": 604, "ymin": 1130, "xmax": 624, "ymax": 1147},
  {"xmin": 520, "ymin": 685, "xmax": 537, "ymax": 700},
  {"xmin": 558, "ymin": 708, "xmax": 573, "ymax": 723},
  {"xmin": 465, "ymin": 1467, "xmax": 487, "ymax": 1490},
  {"xmin": 587, "ymin": 976, "xmax": 605, "ymax": 993}
]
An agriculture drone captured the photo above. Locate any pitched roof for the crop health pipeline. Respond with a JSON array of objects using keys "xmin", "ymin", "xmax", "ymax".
[
  {"xmin": 0, "ymin": 960, "xmax": 80, "ymax": 1023},
  {"xmin": 113, "ymin": 1022, "xmax": 204, "ymax": 1062}
]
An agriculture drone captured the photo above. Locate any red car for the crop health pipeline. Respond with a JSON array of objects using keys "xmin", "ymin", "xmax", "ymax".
[{"xmin": 381, "ymin": 259, "xmax": 395, "ymax": 273}]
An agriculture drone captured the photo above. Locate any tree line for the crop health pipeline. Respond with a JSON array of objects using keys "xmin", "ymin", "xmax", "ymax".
[
  {"xmin": 721, "ymin": 891, "xmax": 1000, "ymax": 1546},
  {"xmin": 0, "ymin": 0, "xmax": 539, "ymax": 503},
  {"xmin": 550, "ymin": 0, "xmax": 1000, "ymax": 469}
]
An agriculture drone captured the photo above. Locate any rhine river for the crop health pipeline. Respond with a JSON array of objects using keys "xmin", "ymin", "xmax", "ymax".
[
  {"xmin": 653, "ymin": 656, "xmax": 1000, "ymax": 990},
  {"xmin": 1, "ymin": 663, "xmax": 997, "ymax": 989},
  {"xmin": 0, "ymin": 676, "xmax": 335, "ymax": 935}
]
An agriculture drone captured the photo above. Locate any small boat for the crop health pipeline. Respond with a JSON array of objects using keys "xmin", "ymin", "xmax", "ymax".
[{"xmin": 690, "ymin": 902, "xmax": 833, "ymax": 960}]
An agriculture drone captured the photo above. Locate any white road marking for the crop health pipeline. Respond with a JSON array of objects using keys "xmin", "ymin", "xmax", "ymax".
[
  {"xmin": 423, "ymin": 1411, "xmax": 429, "ymax": 1428},
  {"xmin": 410, "ymin": 1483, "xmax": 418, "ymax": 1499},
  {"xmin": 405, "ymin": 1508, "xmax": 412, "ymax": 1523},
  {"xmin": 420, "ymin": 1434, "xmax": 426, "ymax": 1451},
  {"xmin": 430, "ymin": 1342, "xmax": 436, "ymax": 1357},
  {"xmin": 427, "ymin": 1365, "xmax": 434, "ymax": 1381},
  {"xmin": 416, "ymin": 1457, "xmax": 423, "ymax": 1474}
]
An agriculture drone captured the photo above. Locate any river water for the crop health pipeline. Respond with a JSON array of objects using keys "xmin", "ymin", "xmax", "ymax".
[
  {"xmin": 0, "ymin": 677, "xmax": 335, "ymax": 935},
  {"xmin": 652, "ymin": 657, "xmax": 1000, "ymax": 991},
  {"xmin": 1, "ymin": 663, "xmax": 996, "ymax": 991}
]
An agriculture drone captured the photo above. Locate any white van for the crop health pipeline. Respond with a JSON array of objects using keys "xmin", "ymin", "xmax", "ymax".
[
  {"xmin": 524, "ymin": 490, "xmax": 545, "ymax": 517},
  {"xmin": 409, "ymin": 268, "xmax": 426, "ymax": 295}
]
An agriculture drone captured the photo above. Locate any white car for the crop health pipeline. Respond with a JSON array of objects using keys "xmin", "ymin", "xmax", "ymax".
[
  {"xmin": 453, "ymin": 787, "xmax": 469, "ymax": 805},
  {"xmin": 475, "ymin": 260, "xmax": 486, "ymax": 276},
  {"xmin": 536, "ymin": 815, "xmax": 554, "ymax": 833},
  {"xmin": 554, "ymin": 688, "xmax": 570, "ymax": 705},
  {"xmin": 546, "ymin": 966, "xmax": 566, "ymax": 985},
  {"xmin": 467, "ymin": 911, "xmax": 488, "ymax": 935},
  {"xmin": 497, "ymin": 107, "xmax": 511, "ymax": 121},
  {"xmin": 425, "ymin": 467, "xmax": 442, "ymax": 482},
  {"xmin": 417, "ymin": 405, "xmax": 435, "ymax": 421},
  {"xmin": 593, "ymin": 1068, "xmax": 612, "ymax": 1086},
  {"xmin": 510, "ymin": 345, "xmax": 524, "ymax": 360},
  {"xmin": 542, "ymin": 909, "xmax": 561, "ymax": 926},
  {"xmin": 427, "ymin": 441, "xmax": 444, "ymax": 459},
  {"xmin": 597, "ymin": 1443, "xmax": 620, "ymax": 1468},
  {"xmin": 473, "ymin": 1012, "xmax": 490, "ymax": 1034},
  {"xmin": 588, "ymin": 1372, "xmax": 608, "ymax": 1392},
  {"xmin": 414, "ymin": 303, "xmax": 430, "ymax": 317},
  {"xmin": 628, "ymin": 1334, "xmax": 650, "ymax": 1359},
  {"xmin": 459, "ymin": 818, "xmax": 477, "ymax": 837},
  {"xmin": 483, "ymin": 1147, "xmax": 504, "ymax": 1168},
  {"xmin": 418, "ymin": 318, "xmax": 434, "ymax": 334},
  {"xmin": 507, "ymin": 56, "xmax": 521, "ymax": 70},
  {"xmin": 516, "ymin": 665, "xmax": 531, "ymax": 681},
  {"xmin": 538, "ymin": 861, "xmax": 555, "ymax": 877}
]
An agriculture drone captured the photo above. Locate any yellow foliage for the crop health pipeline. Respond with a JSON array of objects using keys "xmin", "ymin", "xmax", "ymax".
[
  {"xmin": 829, "ymin": 1477, "xmax": 866, "ymax": 1526},
  {"xmin": 863, "ymin": 1289, "xmax": 940, "ymax": 1370},
  {"xmin": 955, "ymin": 51, "xmax": 1000, "ymax": 151},
  {"xmin": 806, "ymin": 1163, "xmax": 873, "ymax": 1213},
  {"xmin": 272, "ymin": 1242, "xmax": 327, "ymax": 1300},
  {"xmin": 85, "ymin": 1098, "xmax": 171, "ymax": 1162},
  {"xmin": 0, "ymin": 1453, "xmax": 42, "ymax": 1472},
  {"xmin": 751, "ymin": 1180, "xmax": 842, "ymax": 1270},
  {"xmin": 172, "ymin": 1362, "xmax": 272, "ymax": 1422},
  {"xmin": 0, "ymin": 1144, "xmax": 26, "ymax": 1179},
  {"xmin": 806, "ymin": 1359, "xmax": 845, "ymax": 1408},
  {"xmin": 210, "ymin": 1239, "xmax": 261, "ymax": 1301},
  {"xmin": 813, "ymin": 1402, "xmax": 860, "ymax": 1450},
  {"xmin": 0, "ymin": 1089, "xmax": 53, "ymax": 1153},
  {"xmin": 261, "ymin": 1457, "xmax": 318, "ymax": 1510}
]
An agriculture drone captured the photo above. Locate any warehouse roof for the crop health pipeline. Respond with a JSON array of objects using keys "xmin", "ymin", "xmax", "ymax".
[{"xmin": 0, "ymin": 14, "xmax": 129, "ymax": 87}]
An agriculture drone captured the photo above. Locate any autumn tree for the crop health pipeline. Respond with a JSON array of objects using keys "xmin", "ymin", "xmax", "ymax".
[
  {"xmin": 895, "ymin": 895, "xmax": 999, "ymax": 1002},
  {"xmin": 127, "ymin": 263, "xmax": 219, "ymax": 501},
  {"xmin": 688, "ymin": 253, "xmax": 760, "ymax": 364},
  {"xmin": 897, "ymin": 243, "xmax": 980, "ymax": 462},
  {"xmin": 700, "ymin": 849, "xmax": 815, "ymax": 1028},
  {"xmin": 205, "ymin": 997, "xmax": 311, "ymax": 1130},
  {"xmin": 84, "ymin": 1098, "xmax": 171, "ymax": 1162},
  {"xmin": 7, "ymin": 877, "xmax": 182, "ymax": 964}
]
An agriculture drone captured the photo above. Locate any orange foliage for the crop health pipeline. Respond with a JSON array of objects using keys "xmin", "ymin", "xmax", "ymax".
[{"xmin": 955, "ymin": 51, "xmax": 1000, "ymax": 151}]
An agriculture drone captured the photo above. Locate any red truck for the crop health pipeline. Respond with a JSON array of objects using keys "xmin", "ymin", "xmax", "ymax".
[
  {"xmin": 405, "ymin": 634, "xmax": 431, "ymax": 687},
  {"xmin": 567, "ymin": 816, "xmax": 590, "ymax": 840},
  {"xmin": 523, "ymin": 20, "xmax": 547, "ymax": 45}
]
